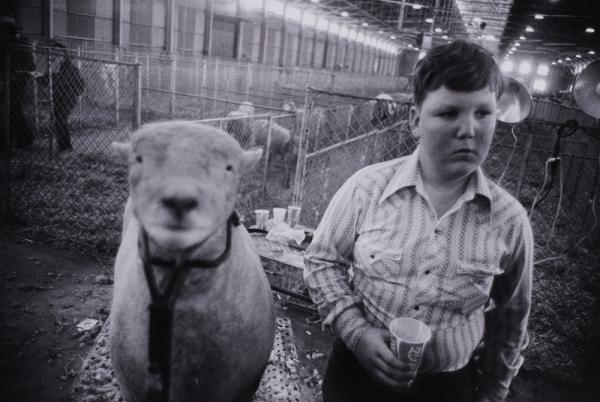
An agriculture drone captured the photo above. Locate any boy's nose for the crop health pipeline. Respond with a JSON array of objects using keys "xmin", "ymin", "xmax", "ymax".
[{"xmin": 456, "ymin": 115, "xmax": 476, "ymax": 138}]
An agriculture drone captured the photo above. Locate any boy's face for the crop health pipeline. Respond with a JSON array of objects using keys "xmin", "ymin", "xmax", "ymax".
[{"xmin": 409, "ymin": 85, "xmax": 497, "ymax": 183}]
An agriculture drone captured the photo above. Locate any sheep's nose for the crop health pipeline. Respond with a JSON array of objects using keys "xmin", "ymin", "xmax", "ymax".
[{"xmin": 162, "ymin": 196, "xmax": 198, "ymax": 219}]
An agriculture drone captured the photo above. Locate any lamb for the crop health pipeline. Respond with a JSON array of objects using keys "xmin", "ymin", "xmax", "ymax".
[{"xmin": 109, "ymin": 121, "xmax": 276, "ymax": 402}]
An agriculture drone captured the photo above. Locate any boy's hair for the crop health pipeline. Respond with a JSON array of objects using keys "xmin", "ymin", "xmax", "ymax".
[{"xmin": 412, "ymin": 40, "xmax": 503, "ymax": 106}]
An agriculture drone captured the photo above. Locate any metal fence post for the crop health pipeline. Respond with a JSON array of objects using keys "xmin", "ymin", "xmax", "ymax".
[
  {"xmin": 261, "ymin": 115, "xmax": 273, "ymax": 192},
  {"xmin": 133, "ymin": 62, "xmax": 141, "ymax": 130},
  {"xmin": 169, "ymin": 57, "xmax": 176, "ymax": 119},
  {"xmin": 1, "ymin": 50, "xmax": 11, "ymax": 221},
  {"xmin": 48, "ymin": 48, "xmax": 55, "ymax": 156},
  {"xmin": 114, "ymin": 49, "xmax": 120, "ymax": 127},
  {"xmin": 292, "ymin": 89, "xmax": 311, "ymax": 206}
]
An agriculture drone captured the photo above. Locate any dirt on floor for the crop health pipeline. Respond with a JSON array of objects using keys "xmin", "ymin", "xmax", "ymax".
[{"xmin": 0, "ymin": 232, "xmax": 591, "ymax": 402}]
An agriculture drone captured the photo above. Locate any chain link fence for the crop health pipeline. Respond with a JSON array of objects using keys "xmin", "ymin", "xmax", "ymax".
[{"xmin": 2, "ymin": 45, "xmax": 140, "ymax": 255}]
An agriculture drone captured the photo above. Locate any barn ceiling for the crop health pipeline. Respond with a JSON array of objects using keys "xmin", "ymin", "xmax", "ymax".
[{"xmin": 304, "ymin": 0, "xmax": 599, "ymax": 69}]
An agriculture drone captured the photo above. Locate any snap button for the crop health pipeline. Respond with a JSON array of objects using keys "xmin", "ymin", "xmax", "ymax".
[{"xmin": 414, "ymin": 305, "xmax": 420, "ymax": 311}]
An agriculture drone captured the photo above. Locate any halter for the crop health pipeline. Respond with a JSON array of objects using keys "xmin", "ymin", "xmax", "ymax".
[{"xmin": 138, "ymin": 212, "xmax": 240, "ymax": 402}]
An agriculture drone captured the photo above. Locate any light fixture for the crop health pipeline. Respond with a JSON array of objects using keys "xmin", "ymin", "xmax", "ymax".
[
  {"xmin": 508, "ymin": 50, "xmax": 514, "ymax": 54},
  {"xmin": 534, "ymin": 14, "xmax": 544, "ymax": 20},
  {"xmin": 565, "ymin": 57, "xmax": 571, "ymax": 61},
  {"xmin": 511, "ymin": 46, "xmax": 516, "ymax": 51},
  {"xmin": 519, "ymin": 35, "xmax": 526, "ymax": 40},
  {"xmin": 418, "ymin": 51, "xmax": 426, "ymax": 60},
  {"xmin": 378, "ymin": 30, "xmax": 383, "ymax": 34},
  {"xmin": 341, "ymin": 11, "xmax": 349, "ymax": 17},
  {"xmin": 576, "ymin": 54, "xmax": 582, "ymax": 58},
  {"xmin": 537, "ymin": 64, "xmax": 549, "ymax": 76},
  {"xmin": 408, "ymin": 43, "xmax": 413, "ymax": 48},
  {"xmin": 390, "ymin": 35, "xmax": 396, "ymax": 39},
  {"xmin": 434, "ymin": 27, "xmax": 442, "ymax": 33},
  {"xmin": 425, "ymin": 18, "xmax": 433, "ymax": 23},
  {"xmin": 442, "ymin": 35, "xmax": 448, "ymax": 40},
  {"xmin": 412, "ymin": 4, "xmax": 423, "ymax": 10},
  {"xmin": 515, "ymin": 42, "xmax": 520, "ymax": 46},
  {"xmin": 533, "ymin": 78, "xmax": 547, "ymax": 93},
  {"xmin": 501, "ymin": 60, "xmax": 514, "ymax": 73},
  {"xmin": 526, "ymin": 26, "xmax": 534, "ymax": 32},
  {"xmin": 589, "ymin": 50, "xmax": 596, "ymax": 55},
  {"xmin": 558, "ymin": 59, "xmax": 563, "ymax": 63},
  {"xmin": 519, "ymin": 61, "xmax": 532, "ymax": 75},
  {"xmin": 310, "ymin": 0, "xmax": 320, "ymax": 3},
  {"xmin": 362, "ymin": 22, "xmax": 368, "ymax": 27},
  {"xmin": 551, "ymin": 61, "xmax": 556, "ymax": 65},
  {"xmin": 585, "ymin": 27, "xmax": 595, "ymax": 33}
]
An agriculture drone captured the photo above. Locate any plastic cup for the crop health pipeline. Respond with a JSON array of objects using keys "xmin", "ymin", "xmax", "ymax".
[
  {"xmin": 388, "ymin": 317, "xmax": 431, "ymax": 374},
  {"xmin": 272, "ymin": 207, "xmax": 286, "ymax": 224},
  {"xmin": 286, "ymin": 206, "xmax": 302, "ymax": 228},
  {"xmin": 254, "ymin": 209, "xmax": 269, "ymax": 230}
]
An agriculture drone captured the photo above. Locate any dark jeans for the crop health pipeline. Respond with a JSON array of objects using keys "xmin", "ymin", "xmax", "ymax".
[
  {"xmin": 54, "ymin": 107, "xmax": 73, "ymax": 151},
  {"xmin": 323, "ymin": 338, "xmax": 478, "ymax": 402}
]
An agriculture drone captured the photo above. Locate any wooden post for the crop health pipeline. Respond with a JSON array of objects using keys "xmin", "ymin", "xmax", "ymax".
[{"xmin": 133, "ymin": 62, "xmax": 142, "ymax": 129}]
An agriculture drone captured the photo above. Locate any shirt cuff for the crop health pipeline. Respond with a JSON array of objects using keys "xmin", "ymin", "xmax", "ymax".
[
  {"xmin": 331, "ymin": 307, "xmax": 372, "ymax": 353},
  {"xmin": 478, "ymin": 376, "xmax": 510, "ymax": 402}
]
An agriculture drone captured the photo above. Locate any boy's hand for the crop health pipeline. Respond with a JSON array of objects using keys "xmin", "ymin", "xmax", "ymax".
[{"xmin": 354, "ymin": 327, "xmax": 416, "ymax": 394}]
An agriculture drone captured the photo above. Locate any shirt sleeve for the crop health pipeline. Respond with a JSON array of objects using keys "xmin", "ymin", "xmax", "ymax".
[
  {"xmin": 303, "ymin": 175, "xmax": 371, "ymax": 352},
  {"xmin": 479, "ymin": 210, "xmax": 534, "ymax": 401}
]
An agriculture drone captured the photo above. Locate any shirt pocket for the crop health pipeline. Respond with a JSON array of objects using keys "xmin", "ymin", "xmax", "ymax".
[
  {"xmin": 443, "ymin": 261, "xmax": 503, "ymax": 315},
  {"xmin": 356, "ymin": 245, "xmax": 405, "ymax": 284}
]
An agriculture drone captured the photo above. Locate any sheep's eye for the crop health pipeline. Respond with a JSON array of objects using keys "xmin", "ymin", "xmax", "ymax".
[
  {"xmin": 135, "ymin": 155, "xmax": 143, "ymax": 163},
  {"xmin": 226, "ymin": 165, "xmax": 233, "ymax": 172}
]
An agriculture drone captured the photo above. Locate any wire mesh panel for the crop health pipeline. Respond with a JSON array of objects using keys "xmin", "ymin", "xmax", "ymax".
[
  {"xmin": 293, "ymin": 88, "xmax": 415, "ymax": 227},
  {"xmin": 4, "ymin": 45, "xmax": 139, "ymax": 255}
]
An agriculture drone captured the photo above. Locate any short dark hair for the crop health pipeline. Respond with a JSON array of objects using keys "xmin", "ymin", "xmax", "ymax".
[{"xmin": 412, "ymin": 40, "xmax": 503, "ymax": 106}]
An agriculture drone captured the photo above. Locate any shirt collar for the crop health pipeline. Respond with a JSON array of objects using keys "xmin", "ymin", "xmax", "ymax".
[{"xmin": 379, "ymin": 148, "xmax": 493, "ymax": 208}]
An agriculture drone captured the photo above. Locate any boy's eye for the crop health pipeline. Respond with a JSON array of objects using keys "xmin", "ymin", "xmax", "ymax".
[
  {"xmin": 475, "ymin": 110, "xmax": 493, "ymax": 118},
  {"xmin": 438, "ymin": 110, "xmax": 457, "ymax": 117}
]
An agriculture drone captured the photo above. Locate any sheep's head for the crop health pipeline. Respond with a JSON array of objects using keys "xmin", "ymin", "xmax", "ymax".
[{"xmin": 113, "ymin": 121, "xmax": 262, "ymax": 251}]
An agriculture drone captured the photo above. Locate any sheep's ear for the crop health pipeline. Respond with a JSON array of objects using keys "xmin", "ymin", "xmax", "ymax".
[
  {"xmin": 240, "ymin": 147, "xmax": 263, "ymax": 171},
  {"xmin": 112, "ymin": 142, "xmax": 132, "ymax": 162}
]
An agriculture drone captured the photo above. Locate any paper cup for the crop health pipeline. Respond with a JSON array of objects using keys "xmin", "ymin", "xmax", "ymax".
[
  {"xmin": 272, "ymin": 207, "xmax": 286, "ymax": 224},
  {"xmin": 286, "ymin": 206, "xmax": 302, "ymax": 228},
  {"xmin": 254, "ymin": 209, "xmax": 269, "ymax": 230},
  {"xmin": 388, "ymin": 317, "xmax": 431, "ymax": 374}
]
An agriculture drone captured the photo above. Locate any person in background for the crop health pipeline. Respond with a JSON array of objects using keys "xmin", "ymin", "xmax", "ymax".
[
  {"xmin": 0, "ymin": 15, "xmax": 35, "ymax": 149},
  {"xmin": 51, "ymin": 42, "xmax": 85, "ymax": 152},
  {"xmin": 303, "ymin": 39, "xmax": 533, "ymax": 402}
]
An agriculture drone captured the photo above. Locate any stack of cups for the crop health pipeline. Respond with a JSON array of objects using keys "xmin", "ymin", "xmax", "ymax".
[
  {"xmin": 272, "ymin": 207, "xmax": 286, "ymax": 224},
  {"xmin": 286, "ymin": 205, "xmax": 302, "ymax": 228},
  {"xmin": 254, "ymin": 209, "xmax": 269, "ymax": 230}
]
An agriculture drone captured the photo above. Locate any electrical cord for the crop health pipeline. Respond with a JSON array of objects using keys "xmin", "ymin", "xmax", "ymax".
[{"xmin": 497, "ymin": 123, "xmax": 519, "ymax": 187}]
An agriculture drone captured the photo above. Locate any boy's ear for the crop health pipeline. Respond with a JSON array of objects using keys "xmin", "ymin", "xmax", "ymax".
[{"xmin": 408, "ymin": 106, "xmax": 421, "ymax": 139}]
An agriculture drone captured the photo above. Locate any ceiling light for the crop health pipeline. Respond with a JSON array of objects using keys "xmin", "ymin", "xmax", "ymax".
[
  {"xmin": 442, "ymin": 35, "xmax": 448, "ymax": 40},
  {"xmin": 519, "ymin": 61, "xmax": 532, "ymax": 75},
  {"xmin": 412, "ymin": 4, "xmax": 423, "ymax": 10},
  {"xmin": 534, "ymin": 14, "xmax": 544, "ymax": 20},
  {"xmin": 408, "ymin": 43, "xmax": 413, "ymax": 48},
  {"xmin": 565, "ymin": 57, "xmax": 571, "ymax": 61},
  {"xmin": 576, "ymin": 54, "xmax": 582, "ymax": 58},
  {"xmin": 558, "ymin": 59, "xmax": 563, "ymax": 63},
  {"xmin": 519, "ymin": 35, "xmax": 526, "ymax": 40},
  {"xmin": 526, "ymin": 26, "xmax": 534, "ymax": 32},
  {"xmin": 585, "ymin": 27, "xmax": 595, "ymax": 33},
  {"xmin": 418, "ymin": 51, "xmax": 426, "ymax": 60},
  {"xmin": 511, "ymin": 47, "xmax": 517, "ymax": 51},
  {"xmin": 390, "ymin": 35, "xmax": 396, "ymax": 39},
  {"xmin": 362, "ymin": 22, "xmax": 368, "ymax": 27},
  {"xmin": 434, "ymin": 27, "xmax": 442, "ymax": 33},
  {"xmin": 589, "ymin": 50, "xmax": 596, "ymax": 55},
  {"xmin": 378, "ymin": 30, "xmax": 383, "ymax": 34},
  {"xmin": 515, "ymin": 42, "xmax": 520, "ymax": 46},
  {"xmin": 310, "ymin": 0, "xmax": 320, "ymax": 3},
  {"xmin": 341, "ymin": 11, "xmax": 349, "ymax": 17},
  {"xmin": 425, "ymin": 18, "xmax": 433, "ymax": 23},
  {"xmin": 551, "ymin": 61, "xmax": 556, "ymax": 65},
  {"xmin": 501, "ymin": 60, "xmax": 514, "ymax": 73}
]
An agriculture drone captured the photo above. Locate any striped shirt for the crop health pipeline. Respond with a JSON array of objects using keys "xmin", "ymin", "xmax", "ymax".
[{"xmin": 303, "ymin": 148, "xmax": 533, "ymax": 401}]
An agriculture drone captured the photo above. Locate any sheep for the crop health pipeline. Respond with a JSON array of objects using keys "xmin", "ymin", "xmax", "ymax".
[
  {"xmin": 225, "ymin": 101, "xmax": 256, "ymax": 147},
  {"xmin": 110, "ymin": 121, "xmax": 276, "ymax": 402}
]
